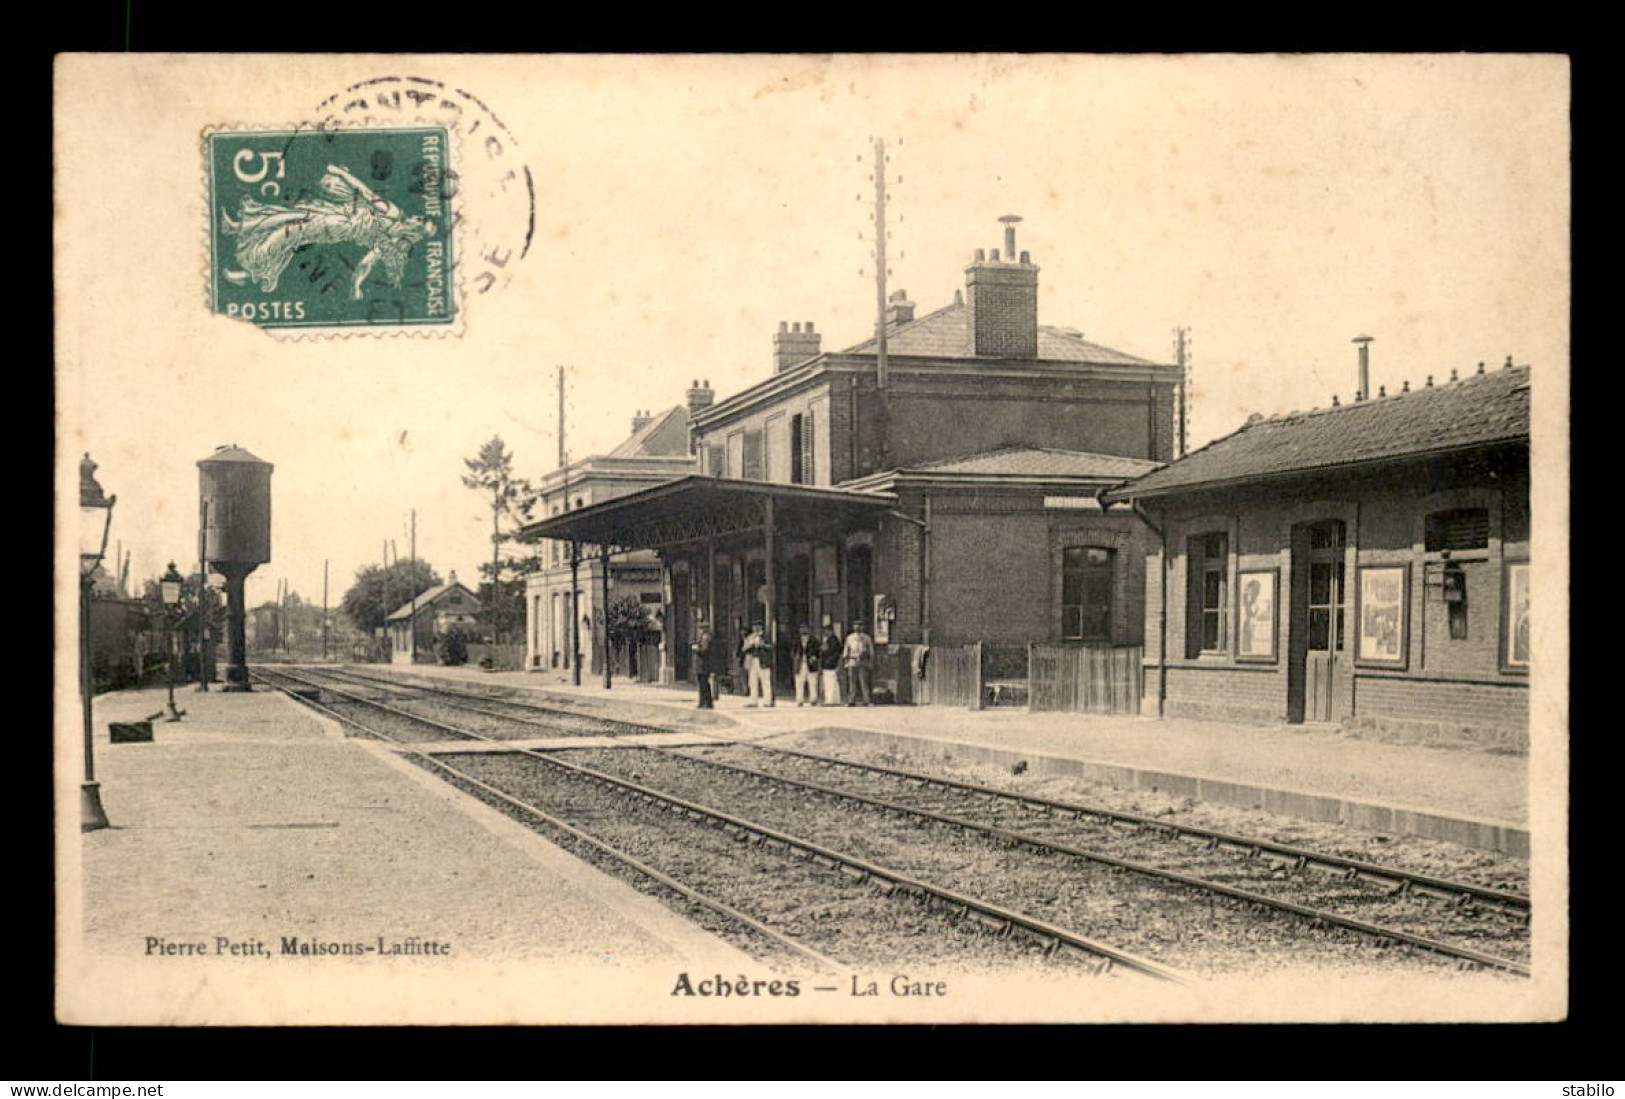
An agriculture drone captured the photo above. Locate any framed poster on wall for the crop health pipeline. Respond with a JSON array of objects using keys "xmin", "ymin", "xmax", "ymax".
[
  {"xmin": 1503, "ymin": 559, "xmax": 1531, "ymax": 671},
  {"xmin": 1356, "ymin": 564, "xmax": 1409, "ymax": 667},
  {"xmin": 1236, "ymin": 568, "xmax": 1278, "ymax": 661}
]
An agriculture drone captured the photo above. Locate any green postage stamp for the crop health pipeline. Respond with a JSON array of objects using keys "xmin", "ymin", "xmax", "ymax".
[{"xmin": 206, "ymin": 126, "xmax": 456, "ymax": 333}]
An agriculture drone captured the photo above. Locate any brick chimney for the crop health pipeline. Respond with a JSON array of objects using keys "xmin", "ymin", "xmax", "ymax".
[
  {"xmin": 966, "ymin": 215, "xmax": 1039, "ymax": 358},
  {"xmin": 630, "ymin": 408, "xmax": 654, "ymax": 434},
  {"xmin": 773, "ymin": 321, "xmax": 821, "ymax": 373},
  {"xmin": 885, "ymin": 289, "xmax": 915, "ymax": 328},
  {"xmin": 686, "ymin": 378, "xmax": 715, "ymax": 415}
]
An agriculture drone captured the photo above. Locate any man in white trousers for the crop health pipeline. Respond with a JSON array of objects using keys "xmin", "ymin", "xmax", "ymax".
[{"xmin": 742, "ymin": 621, "xmax": 774, "ymax": 708}]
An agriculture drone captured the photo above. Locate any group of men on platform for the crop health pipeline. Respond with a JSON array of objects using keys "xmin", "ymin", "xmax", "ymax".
[{"xmin": 690, "ymin": 619, "xmax": 874, "ymax": 710}]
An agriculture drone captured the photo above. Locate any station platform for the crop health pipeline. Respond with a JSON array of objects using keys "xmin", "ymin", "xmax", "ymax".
[
  {"xmin": 63, "ymin": 683, "xmax": 755, "ymax": 1025},
  {"xmin": 380, "ymin": 663, "xmax": 1531, "ymax": 855}
]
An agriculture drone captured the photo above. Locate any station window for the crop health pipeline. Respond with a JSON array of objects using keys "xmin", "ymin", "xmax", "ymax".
[
  {"xmin": 1186, "ymin": 532, "xmax": 1229, "ymax": 657},
  {"xmin": 1061, "ymin": 546, "xmax": 1114, "ymax": 642}
]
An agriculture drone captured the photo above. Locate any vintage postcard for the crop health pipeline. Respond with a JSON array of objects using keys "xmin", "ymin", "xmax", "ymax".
[{"xmin": 54, "ymin": 53, "xmax": 1569, "ymax": 1025}]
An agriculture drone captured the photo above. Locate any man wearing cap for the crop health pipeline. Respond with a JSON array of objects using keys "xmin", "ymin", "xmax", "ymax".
[
  {"xmin": 742, "ymin": 621, "xmax": 774, "ymax": 708},
  {"xmin": 690, "ymin": 624, "xmax": 718, "ymax": 710},
  {"xmin": 792, "ymin": 623, "xmax": 821, "ymax": 706},
  {"xmin": 818, "ymin": 622, "xmax": 844, "ymax": 706},
  {"xmin": 842, "ymin": 620, "xmax": 875, "ymax": 706}
]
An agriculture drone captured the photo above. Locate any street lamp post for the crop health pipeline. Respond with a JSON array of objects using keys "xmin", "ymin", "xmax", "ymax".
[
  {"xmin": 159, "ymin": 562, "xmax": 186, "ymax": 722},
  {"xmin": 79, "ymin": 453, "xmax": 115, "ymax": 833}
]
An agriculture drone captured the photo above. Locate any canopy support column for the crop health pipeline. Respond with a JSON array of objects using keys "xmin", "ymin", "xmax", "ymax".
[
  {"xmin": 706, "ymin": 538, "xmax": 718, "ymax": 635},
  {"xmin": 600, "ymin": 546, "xmax": 613, "ymax": 690},
  {"xmin": 658, "ymin": 554, "xmax": 676, "ymax": 686},
  {"xmin": 569, "ymin": 542, "xmax": 581, "ymax": 686},
  {"xmin": 764, "ymin": 496, "xmax": 778, "ymax": 661}
]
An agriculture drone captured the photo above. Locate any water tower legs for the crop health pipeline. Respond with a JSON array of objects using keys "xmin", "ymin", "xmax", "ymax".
[{"xmin": 219, "ymin": 565, "xmax": 255, "ymax": 691}]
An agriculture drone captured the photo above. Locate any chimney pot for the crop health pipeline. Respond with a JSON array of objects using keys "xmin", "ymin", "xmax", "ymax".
[
  {"xmin": 990, "ymin": 249, "xmax": 1000, "ymax": 262},
  {"xmin": 1019, "ymin": 250, "xmax": 1030, "ymax": 264},
  {"xmin": 1353, "ymin": 335, "xmax": 1374, "ymax": 402},
  {"xmin": 1331, "ymin": 394, "xmax": 1340, "ymax": 406},
  {"xmin": 999, "ymin": 214, "xmax": 1021, "ymax": 257},
  {"xmin": 1450, "ymin": 368, "xmax": 1460, "ymax": 382},
  {"xmin": 1378, "ymin": 384, "xmax": 1387, "ymax": 397},
  {"xmin": 1504, "ymin": 354, "xmax": 1514, "ymax": 369},
  {"xmin": 1477, "ymin": 361, "xmax": 1486, "ymax": 374},
  {"xmin": 778, "ymin": 322, "xmax": 787, "ymax": 333},
  {"xmin": 974, "ymin": 248, "xmax": 985, "ymax": 263},
  {"xmin": 1403, "ymin": 380, "xmax": 1411, "ymax": 392}
]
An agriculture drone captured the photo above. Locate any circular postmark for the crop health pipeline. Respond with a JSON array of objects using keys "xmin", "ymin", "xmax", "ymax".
[{"xmin": 311, "ymin": 76, "xmax": 536, "ymax": 300}]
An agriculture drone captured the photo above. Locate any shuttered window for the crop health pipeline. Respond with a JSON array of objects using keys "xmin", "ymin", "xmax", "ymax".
[
  {"xmin": 741, "ymin": 430, "xmax": 763, "ymax": 481},
  {"xmin": 1425, "ymin": 508, "xmax": 1489, "ymax": 552},
  {"xmin": 789, "ymin": 412, "xmax": 816, "ymax": 484}
]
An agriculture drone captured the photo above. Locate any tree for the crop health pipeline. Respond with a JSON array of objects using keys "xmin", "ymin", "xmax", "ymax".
[
  {"xmin": 595, "ymin": 595, "xmax": 660, "ymax": 676},
  {"xmin": 340, "ymin": 559, "xmax": 443, "ymax": 635},
  {"xmin": 461, "ymin": 435, "xmax": 539, "ymax": 644}
]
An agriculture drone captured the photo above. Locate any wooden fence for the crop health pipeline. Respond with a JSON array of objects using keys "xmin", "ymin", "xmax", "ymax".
[
  {"xmin": 919, "ymin": 642, "xmax": 983, "ymax": 709},
  {"xmin": 1027, "ymin": 644, "xmax": 1142, "ymax": 714},
  {"xmin": 464, "ymin": 642, "xmax": 526, "ymax": 671}
]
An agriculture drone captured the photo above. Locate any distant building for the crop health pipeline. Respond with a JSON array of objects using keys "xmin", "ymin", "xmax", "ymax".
[
  {"xmin": 523, "ymin": 396, "xmax": 704, "ymax": 673},
  {"xmin": 385, "ymin": 572, "xmax": 482, "ymax": 664},
  {"xmin": 1103, "ymin": 362, "xmax": 1530, "ymax": 749},
  {"xmin": 524, "ymin": 217, "xmax": 1183, "ymax": 693}
]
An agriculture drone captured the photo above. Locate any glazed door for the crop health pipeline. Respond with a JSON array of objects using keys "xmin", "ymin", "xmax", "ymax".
[{"xmin": 1288, "ymin": 520, "xmax": 1346, "ymax": 723}]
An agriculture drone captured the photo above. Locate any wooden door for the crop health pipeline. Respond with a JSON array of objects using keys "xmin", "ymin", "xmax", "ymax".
[{"xmin": 1289, "ymin": 520, "xmax": 1345, "ymax": 723}]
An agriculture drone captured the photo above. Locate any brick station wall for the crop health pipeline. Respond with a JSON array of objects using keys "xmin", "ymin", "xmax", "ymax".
[{"xmin": 1138, "ymin": 445, "xmax": 1531, "ymax": 750}]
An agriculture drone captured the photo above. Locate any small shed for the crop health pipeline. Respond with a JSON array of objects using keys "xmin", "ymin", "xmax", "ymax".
[{"xmin": 385, "ymin": 572, "xmax": 482, "ymax": 664}]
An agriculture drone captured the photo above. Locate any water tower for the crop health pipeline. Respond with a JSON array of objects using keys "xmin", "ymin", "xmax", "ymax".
[{"xmin": 198, "ymin": 445, "xmax": 273, "ymax": 691}]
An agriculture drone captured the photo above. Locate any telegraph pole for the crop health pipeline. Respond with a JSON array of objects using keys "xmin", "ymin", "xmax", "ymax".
[
  {"xmin": 864, "ymin": 137, "xmax": 900, "ymax": 473},
  {"xmin": 322, "ymin": 558, "xmax": 330, "ymax": 661}
]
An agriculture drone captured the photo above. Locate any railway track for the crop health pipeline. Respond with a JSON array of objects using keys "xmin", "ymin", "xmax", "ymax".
[
  {"xmin": 253, "ymin": 666, "xmax": 1188, "ymax": 983},
  {"xmin": 265, "ymin": 665, "xmax": 1530, "ymax": 977},
  {"xmin": 313, "ymin": 667, "xmax": 1531, "ymax": 909}
]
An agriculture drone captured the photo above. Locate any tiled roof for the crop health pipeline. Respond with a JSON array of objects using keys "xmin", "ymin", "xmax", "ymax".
[
  {"xmin": 385, "ymin": 581, "xmax": 479, "ymax": 622},
  {"xmin": 841, "ymin": 301, "xmax": 1156, "ymax": 366},
  {"xmin": 909, "ymin": 446, "xmax": 1162, "ymax": 480},
  {"xmin": 608, "ymin": 405, "xmax": 691, "ymax": 458},
  {"xmin": 1105, "ymin": 365, "xmax": 1530, "ymax": 501}
]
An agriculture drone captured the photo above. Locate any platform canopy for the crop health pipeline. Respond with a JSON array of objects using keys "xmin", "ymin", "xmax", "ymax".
[{"xmin": 517, "ymin": 474, "xmax": 899, "ymax": 553}]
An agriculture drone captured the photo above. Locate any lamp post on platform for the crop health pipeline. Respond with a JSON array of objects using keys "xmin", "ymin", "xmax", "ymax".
[
  {"xmin": 159, "ymin": 562, "xmax": 186, "ymax": 722},
  {"xmin": 79, "ymin": 453, "xmax": 116, "ymax": 833}
]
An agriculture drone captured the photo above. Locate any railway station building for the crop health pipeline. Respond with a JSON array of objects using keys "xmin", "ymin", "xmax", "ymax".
[
  {"xmin": 1101, "ymin": 361, "xmax": 1531, "ymax": 750},
  {"xmin": 385, "ymin": 572, "xmax": 482, "ymax": 665},
  {"xmin": 521, "ymin": 219, "xmax": 1182, "ymax": 696}
]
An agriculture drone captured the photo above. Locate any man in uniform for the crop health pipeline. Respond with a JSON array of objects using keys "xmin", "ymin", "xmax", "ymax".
[
  {"xmin": 818, "ymin": 621, "xmax": 844, "ymax": 706},
  {"xmin": 742, "ymin": 621, "xmax": 773, "ymax": 708},
  {"xmin": 792, "ymin": 623, "xmax": 820, "ymax": 706}
]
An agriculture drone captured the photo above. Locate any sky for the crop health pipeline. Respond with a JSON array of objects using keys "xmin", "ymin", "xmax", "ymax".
[{"xmin": 57, "ymin": 54, "xmax": 1569, "ymax": 615}]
